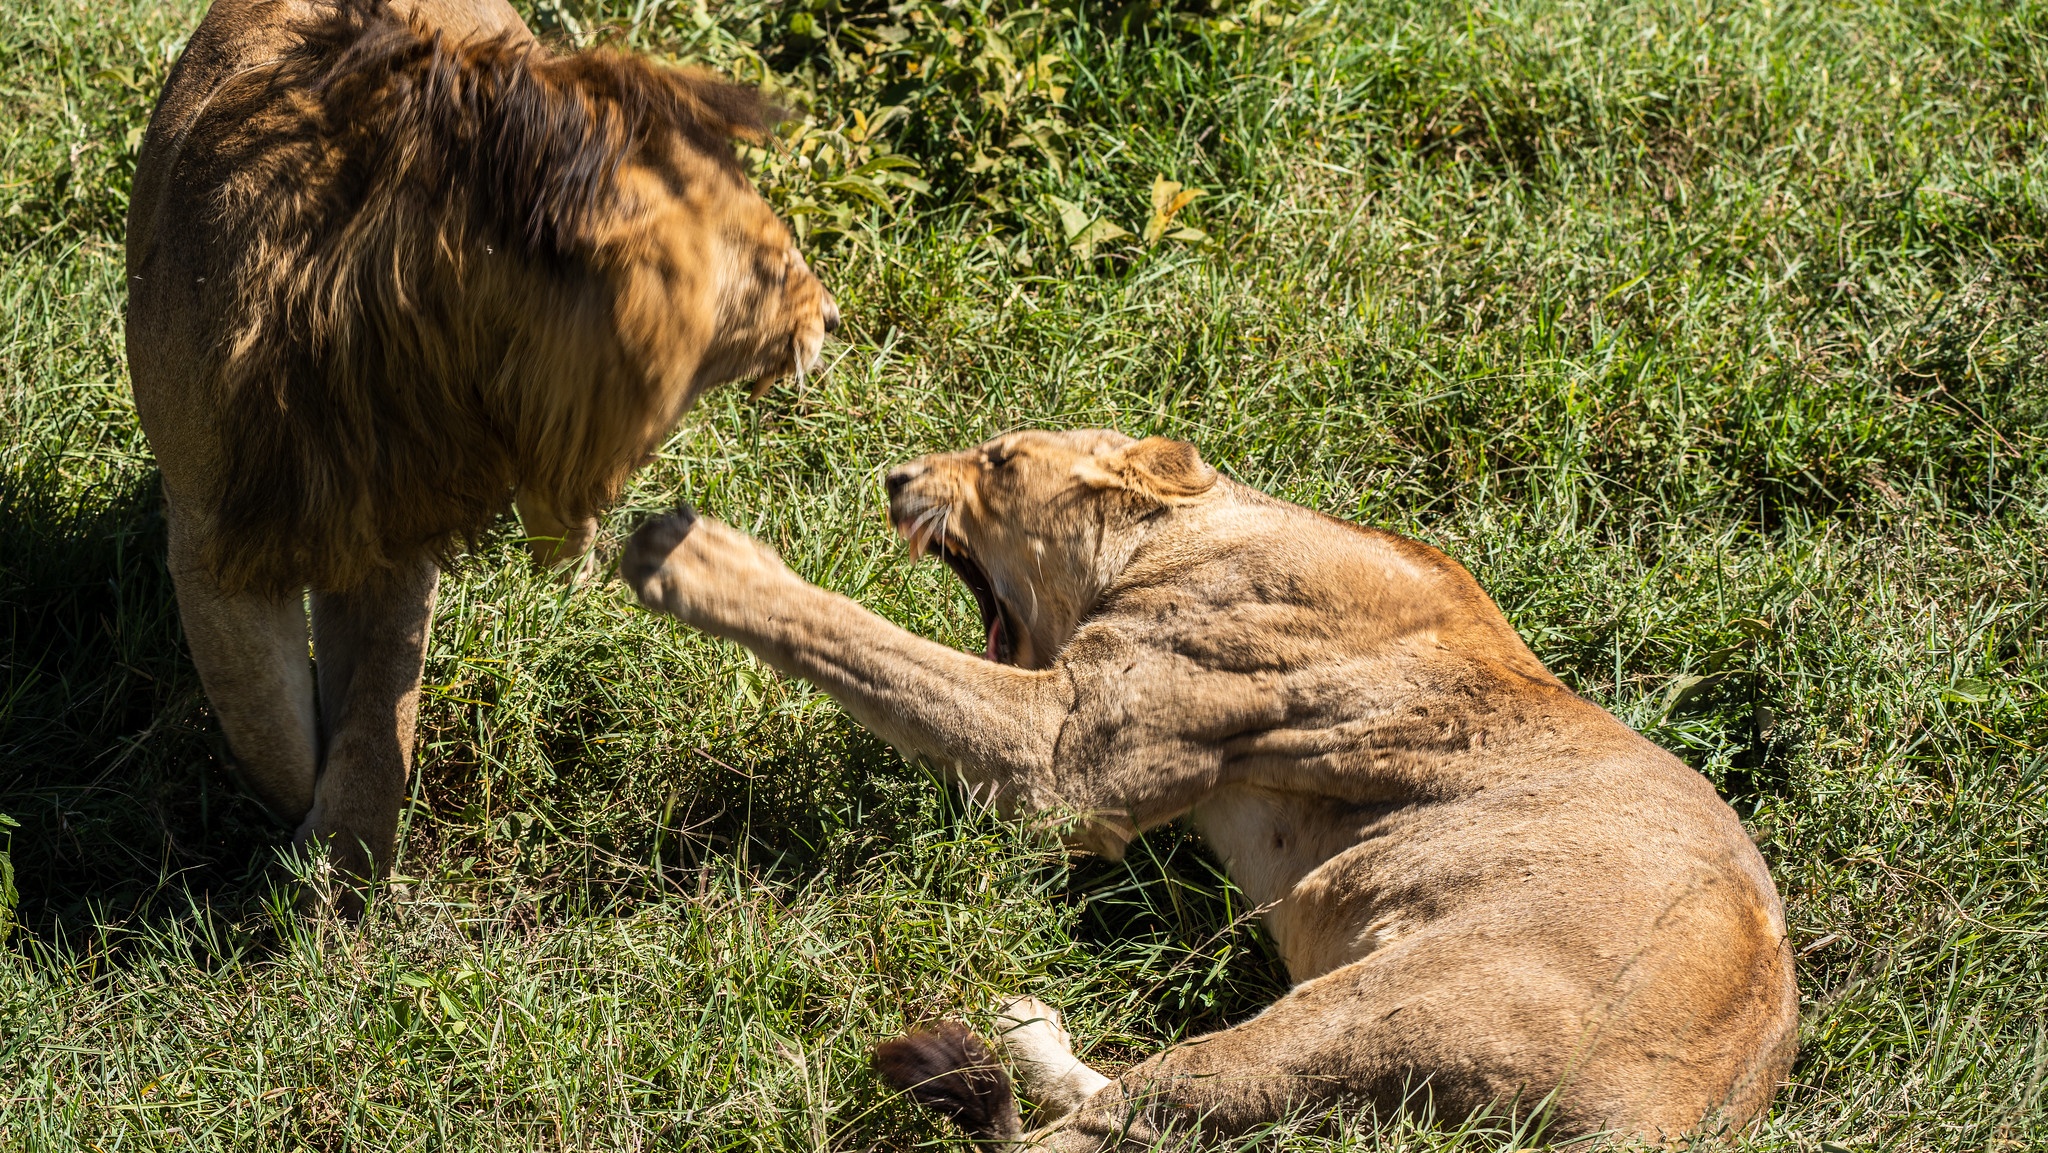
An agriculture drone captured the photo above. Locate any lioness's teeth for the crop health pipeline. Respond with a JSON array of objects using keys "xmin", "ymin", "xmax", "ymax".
[{"xmin": 899, "ymin": 508, "xmax": 947, "ymax": 559}]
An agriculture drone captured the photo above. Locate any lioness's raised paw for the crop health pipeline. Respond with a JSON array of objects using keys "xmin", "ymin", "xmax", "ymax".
[
  {"xmin": 622, "ymin": 504, "xmax": 698, "ymax": 606},
  {"xmin": 622, "ymin": 506, "xmax": 792, "ymax": 630}
]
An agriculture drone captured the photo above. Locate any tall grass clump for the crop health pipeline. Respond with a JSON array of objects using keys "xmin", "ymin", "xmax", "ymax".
[{"xmin": 1, "ymin": 0, "xmax": 2044, "ymax": 1148}]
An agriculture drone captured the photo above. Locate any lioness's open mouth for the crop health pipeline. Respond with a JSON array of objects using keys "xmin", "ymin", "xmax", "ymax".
[{"xmin": 937, "ymin": 544, "xmax": 1017, "ymax": 664}]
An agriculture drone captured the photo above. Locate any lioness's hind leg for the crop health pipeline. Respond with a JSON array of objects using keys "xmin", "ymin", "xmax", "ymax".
[
  {"xmin": 164, "ymin": 499, "xmax": 318, "ymax": 825},
  {"xmin": 1035, "ymin": 939, "xmax": 1663, "ymax": 1151},
  {"xmin": 997, "ymin": 997, "xmax": 1111, "ymax": 1124},
  {"xmin": 1033, "ymin": 951, "xmax": 1489, "ymax": 1151},
  {"xmin": 302, "ymin": 557, "xmax": 440, "ymax": 910}
]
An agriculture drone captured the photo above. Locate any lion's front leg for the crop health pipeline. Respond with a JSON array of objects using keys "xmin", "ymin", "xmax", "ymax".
[
  {"xmin": 514, "ymin": 488, "xmax": 598, "ymax": 581},
  {"xmin": 622, "ymin": 509, "xmax": 1074, "ymax": 813}
]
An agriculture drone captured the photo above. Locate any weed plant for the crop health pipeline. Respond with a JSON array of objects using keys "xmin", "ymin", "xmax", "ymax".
[{"xmin": 1, "ymin": 0, "xmax": 2044, "ymax": 1148}]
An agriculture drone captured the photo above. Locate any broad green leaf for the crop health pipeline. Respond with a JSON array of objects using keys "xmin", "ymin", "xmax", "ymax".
[
  {"xmin": 822, "ymin": 176, "xmax": 893, "ymax": 210},
  {"xmin": 1659, "ymin": 671, "xmax": 1724, "ymax": 717},
  {"xmin": 1049, "ymin": 196, "xmax": 1092, "ymax": 241},
  {"xmin": 1942, "ymin": 678, "xmax": 1994, "ymax": 704},
  {"xmin": 1069, "ymin": 218, "xmax": 1132, "ymax": 257}
]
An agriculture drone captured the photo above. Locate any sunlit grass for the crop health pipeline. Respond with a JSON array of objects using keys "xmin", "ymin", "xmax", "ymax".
[{"xmin": 1, "ymin": 0, "xmax": 2043, "ymax": 1147}]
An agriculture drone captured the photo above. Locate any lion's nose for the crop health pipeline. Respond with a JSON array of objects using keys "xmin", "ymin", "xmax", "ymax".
[
  {"xmin": 885, "ymin": 463, "xmax": 923, "ymax": 498},
  {"xmin": 821, "ymin": 298, "xmax": 841, "ymax": 336}
]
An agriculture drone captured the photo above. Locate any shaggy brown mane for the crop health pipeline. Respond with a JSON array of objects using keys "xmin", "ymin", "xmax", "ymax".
[
  {"xmin": 193, "ymin": 0, "xmax": 784, "ymax": 595},
  {"xmin": 291, "ymin": 0, "xmax": 779, "ymax": 258}
]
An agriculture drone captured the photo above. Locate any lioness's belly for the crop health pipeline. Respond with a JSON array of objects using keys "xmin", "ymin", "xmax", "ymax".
[{"xmin": 1191, "ymin": 786, "xmax": 1419, "ymax": 980}]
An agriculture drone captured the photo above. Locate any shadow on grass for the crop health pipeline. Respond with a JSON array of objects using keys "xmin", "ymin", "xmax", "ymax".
[
  {"xmin": 1064, "ymin": 824, "xmax": 1296, "ymax": 1042},
  {"xmin": 0, "ymin": 459, "xmax": 1290, "ymax": 1047},
  {"xmin": 0, "ymin": 462, "xmax": 288, "ymax": 944},
  {"xmin": 448, "ymin": 701, "xmax": 1296, "ymax": 1041}
]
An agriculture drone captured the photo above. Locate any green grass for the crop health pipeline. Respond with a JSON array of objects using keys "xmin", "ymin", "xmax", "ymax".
[{"xmin": 2, "ymin": 0, "xmax": 2045, "ymax": 1147}]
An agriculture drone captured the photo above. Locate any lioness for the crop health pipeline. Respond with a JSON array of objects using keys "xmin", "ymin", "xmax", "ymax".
[
  {"xmin": 621, "ymin": 431, "xmax": 1799, "ymax": 1145},
  {"xmin": 125, "ymin": 0, "xmax": 835, "ymax": 900}
]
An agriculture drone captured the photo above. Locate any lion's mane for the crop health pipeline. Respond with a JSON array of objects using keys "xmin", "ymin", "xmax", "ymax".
[{"xmin": 182, "ymin": 0, "xmax": 778, "ymax": 595}]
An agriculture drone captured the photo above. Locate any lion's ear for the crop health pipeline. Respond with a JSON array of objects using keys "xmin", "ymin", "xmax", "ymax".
[{"xmin": 1077, "ymin": 437, "xmax": 1216, "ymax": 503}]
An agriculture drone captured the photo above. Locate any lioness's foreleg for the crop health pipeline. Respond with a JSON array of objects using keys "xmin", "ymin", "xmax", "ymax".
[
  {"xmin": 301, "ymin": 556, "xmax": 439, "ymax": 910},
  {"xmin": 622, "ymin": 510, "xmax": 1072, "ymax": 803},
  {"xmin": 164, "ymin": 496, "xmax": 319, "ymax": 824},
  {"xmin": 622, "ymin": 510, "xmax": 1270, "ymax": 855}
]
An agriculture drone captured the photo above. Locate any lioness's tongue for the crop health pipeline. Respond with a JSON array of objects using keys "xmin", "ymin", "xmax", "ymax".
[{"xmin": 984, "ymin": 614, "xmax": 1006, "ymax": 663}]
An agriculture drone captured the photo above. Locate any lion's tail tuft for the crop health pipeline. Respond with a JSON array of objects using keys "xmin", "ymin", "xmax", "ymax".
[{"xmin": 874, "ymin": 1020, "xmax": 1025, "ymax": 1142}]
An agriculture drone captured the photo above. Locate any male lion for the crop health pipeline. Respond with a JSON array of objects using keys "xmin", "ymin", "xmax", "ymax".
[
  {"xmin": 125, "ymin": 0, "xmax": 836, "ymax": 902},
  {"xmin": 621, "ymin": 430, "xmax": 1799, "ymax": 1146}
]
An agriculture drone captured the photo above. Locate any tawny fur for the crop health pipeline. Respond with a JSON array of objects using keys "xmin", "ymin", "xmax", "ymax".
[
  {"xmin": 623, "ymin": 430, "xmax": 1801, "ymax": 1147},
  {"xmin": 140, "ymin": 0, "xmax": 819, "ymax": 596},
  {"xmin": 125, "ymin": 0, "xmax": 833, "ymax": 901}
]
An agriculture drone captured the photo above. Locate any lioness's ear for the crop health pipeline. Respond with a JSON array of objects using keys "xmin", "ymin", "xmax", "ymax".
[{"xmin": 1077, "ymin": 437, "xmax": 1216, "ymax": 503}]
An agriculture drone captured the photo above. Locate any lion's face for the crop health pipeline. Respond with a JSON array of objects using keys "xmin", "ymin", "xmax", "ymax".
[
  {"xmin": 697, "ymin": 200, "xmax": 839, "ymax": 390},
  {"xmin": 611, "ymin": 127, "xmax": 838, "ymax": 402},
  {"xmin": 885, "ymin": 430, "xmax": 1216, "ymax": 669}
]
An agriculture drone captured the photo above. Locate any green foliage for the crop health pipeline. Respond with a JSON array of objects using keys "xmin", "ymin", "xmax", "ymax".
[
  {"xmin": 1, "ymin": 0, "xmax": 2046, "ymax": 1149},
  {"xmin": 0, "ymin": 812, "xmax": 16, "ymax": 946},
  {"xmin": 534, "ymin": 0, "xmax": 1243, "ymax": 253}
]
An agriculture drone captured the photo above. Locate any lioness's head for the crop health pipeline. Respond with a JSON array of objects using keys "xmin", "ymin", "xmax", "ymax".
[{"xmin": 886, "ymin": 430, "xmax": 1217, "ymax": 668}]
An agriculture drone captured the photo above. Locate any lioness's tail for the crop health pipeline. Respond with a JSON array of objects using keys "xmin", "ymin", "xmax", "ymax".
[{"xmin": 874, "ymin": 1021, "xmax": 1025, "ymax": 1142}]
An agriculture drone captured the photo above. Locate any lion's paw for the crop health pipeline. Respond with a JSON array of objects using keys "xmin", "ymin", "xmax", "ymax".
[{"xmin": 995, "ymin": 997, "xmax": 1074, "ymax": 1056}]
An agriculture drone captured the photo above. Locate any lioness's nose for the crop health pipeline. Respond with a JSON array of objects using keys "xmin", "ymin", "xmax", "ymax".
[
  {"xmin": 885, "ymin": 463, "xmax": 924, "ymax": 497},
  {"xmin": 822, "ymin": 297, "xmax": 841, "ymax": 336}
]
